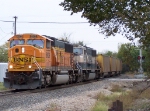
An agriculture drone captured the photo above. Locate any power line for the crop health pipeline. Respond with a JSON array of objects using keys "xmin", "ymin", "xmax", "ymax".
[
  {"xmin": 0, "ymin": 32, "xmax": 12, "ymax": 42},
  {"xmin": 0, "ymin": 19, "xmax": 88, "ymax": 24},
  {"xmin": 0, "ymin": 20, "xmax": 13, "ymax": 22},
  {"xmin": 20, "ymin": 21, "xmax": 88, "ymax": 24},
  {"xmin": 0, "ymin": 27, "xmax": 11, "ymax": 34}
]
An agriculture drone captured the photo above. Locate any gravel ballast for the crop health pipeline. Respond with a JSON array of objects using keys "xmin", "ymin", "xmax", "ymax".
[{"xmin": 0, "ymin": 75, "xmax": 143, "ymax": 111}]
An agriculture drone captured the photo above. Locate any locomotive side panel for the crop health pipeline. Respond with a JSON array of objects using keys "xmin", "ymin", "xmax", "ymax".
[{"xmin": 48, "ymin": 36, "xmax": 73, "ymax": 69}]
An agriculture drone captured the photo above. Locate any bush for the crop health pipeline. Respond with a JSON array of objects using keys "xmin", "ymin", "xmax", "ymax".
[
  {"xmin": 0, "ymin": 82, "xmax": 7, "ymax": 91},
  {"xmin": 92, "ymin": 101, "xmax": 108, "ymax": 111}
]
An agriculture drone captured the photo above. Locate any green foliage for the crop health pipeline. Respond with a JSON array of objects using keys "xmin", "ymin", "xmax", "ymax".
[
  {"xmin": 0, "ymin": 82, "xmax": 7, "ymax": 91},
  {"xmin": 117, "ymin": 43, "xmax": 139, "ymax": 72},
  {"xmin": 141, "ymin": 49, "xmax": 150, "ymax": 78},
  {"xmin": 110, "ymin": 84, "xmax": 124, "ymax": 92},
  {"xmin": 60, "ymin": 0, "xmax": 150, "ymax": 45},
  {"xmin": 101, "ymin": 50, "xmax": 117, "ymax": 57},
  {"xmin": 72, "ymin": 41, "xmax": 86, "ymax": 47},
  {"xmin": 46, "ymin": 103, "xmax": 60, "ymax": 111},
  {"xmin": 0, "ymin": 42, "xmax": 8, "ymax": 62},
  {"xmin": 92, "ymin": 101, "xmax": 108, "ymax": 111},
  {"xmin": 93, "ymin": 84, "xmax": 150, "ymax": 111}
]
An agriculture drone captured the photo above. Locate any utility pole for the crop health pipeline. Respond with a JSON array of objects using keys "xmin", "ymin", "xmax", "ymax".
[{"xmin": 13, "ymin": 16, "xmax": 17, "ymax": 35}]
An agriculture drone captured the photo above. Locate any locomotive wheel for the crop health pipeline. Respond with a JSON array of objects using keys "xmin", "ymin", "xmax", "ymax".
[
  {"xmin": 69, "ymin": 75, "xmax": 73, "ymax": 84},
  {"xmin": 76, "ymin": 74, "xmax": 83, "ymax": 83},
  {"xmin": 75, "ymin": 75, "xmax": 79, "ymax": 83},
  {"xmin": 100, "ymin": 73, "xmax": 104, "ymax": 79}
]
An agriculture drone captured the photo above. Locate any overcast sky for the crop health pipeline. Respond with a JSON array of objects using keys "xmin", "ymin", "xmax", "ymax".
[{"xmin": 0, "ymin": 0, "xmax": 131, "ymax": 53}]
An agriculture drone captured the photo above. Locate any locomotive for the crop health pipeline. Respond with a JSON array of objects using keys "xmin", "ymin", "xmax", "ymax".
[{"xmin": 3, "ymin": 33, "xmax": 122, "ymax": 89}]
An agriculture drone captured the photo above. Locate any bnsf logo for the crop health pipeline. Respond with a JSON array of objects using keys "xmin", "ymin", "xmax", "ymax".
[{"xmin": 13, "ymin": 57, "xmax": 32, "ymax": 62}]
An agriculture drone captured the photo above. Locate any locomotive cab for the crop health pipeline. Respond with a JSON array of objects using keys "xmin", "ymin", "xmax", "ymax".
[
  {"xmin": 73, "ymin": 46, "xmax": 96, "ymax": 70},
  {"xmin": 4, "ymin": 34, "xmax": 53, "ymax": 89},
  {"xmin": 73, "ymin": 46, "xmax": 100, "ymax": 81}
]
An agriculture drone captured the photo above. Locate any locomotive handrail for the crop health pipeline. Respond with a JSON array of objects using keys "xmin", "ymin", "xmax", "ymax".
[
  {"xmin": 32, "ymin": 56, "xmax": 42, "ymax": 86},
  {"xmin": 32, "ymin": 57, "xmax": 42, "ymax": 69},
  {"xmin": 76, "ymin": 61, "xmax": 82, "ymax": 74}
]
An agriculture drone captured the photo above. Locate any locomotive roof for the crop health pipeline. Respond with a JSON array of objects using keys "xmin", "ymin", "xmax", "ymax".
[
  {"xmin": 42, "ymin": 35, "xmax": 57, "ymax": 40},
  {"xmin": 8, "ymin": 33, "xmax": 53, "ymax": 41},
  {"xmin": 42, "ymin": 35, "xmax": 72, "ymax": 45},
  {"xmin": 74, "ymin": 45, "xmax": 96, "ymax": 51}
]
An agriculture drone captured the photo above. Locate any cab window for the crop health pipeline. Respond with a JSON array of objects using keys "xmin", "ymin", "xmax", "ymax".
[
  {"xmin": 73, "ymin": 48, "xmax": 83, "ymax": 55},
  {"xmin": 27, "ymin": 39, "xmax": 44, "ymax": 49},
  {"xmin": 10, "ymin": 39, "xmax": 25, "ymax": 48}
]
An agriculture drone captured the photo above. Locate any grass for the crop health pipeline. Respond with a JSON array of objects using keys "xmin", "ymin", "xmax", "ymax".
[
  {"xmin": 0, "ymin": 82, "xmax": 7, "ymax": 91},
  {"xmin": 92, "ymin": 101, "xmax": 108, "ymax": 111},
  {"xmin": 131, "ymin": 88, "xmax": 150, "ymax": 110},
  {"xmin": 92, "ymin": 84, "xmax": 150, "ymax": 111},
  {"xmin": 140, "ymin": 88, "xmax": 150, "ymax": 99},
  {"xmin": 91, "ymin": 84, "xmax": 124, "ymax": 111},
  {"xmin": 110, "ymin": 84, "xmax": 124, "ymax": 92},
  {"xmin": 46, "ymin": 103, "xmax": 60, "ymax": 111}
]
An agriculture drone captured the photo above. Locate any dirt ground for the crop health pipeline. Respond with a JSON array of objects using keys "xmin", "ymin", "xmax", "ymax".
[{"xmin": 118, "ymin": 74, "xmax": 150, "ymax": 111}]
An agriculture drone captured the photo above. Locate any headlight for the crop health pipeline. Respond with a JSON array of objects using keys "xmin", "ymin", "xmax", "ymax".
[
  {"xmin": 28, "ymin": 65, "xmax": 32, "ymax": 68},
  {"xmin": 22, "ymin": 47, "xmax": 25, "ymax": 53},
  {"xmin": 9, "ymin": 65, "xmax": 13, "ymax": 69}
]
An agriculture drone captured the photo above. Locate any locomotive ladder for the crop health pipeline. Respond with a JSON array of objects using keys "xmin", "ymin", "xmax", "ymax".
[
  {"xmin": 32, "ymin": 57, "xmax": 42, "ymax": 70},
  {"xmin": 32, "ymin": 57, "xmax": 43, "ymax": 88},
  {"xmin": 32, "ymin": 57, "xmax": 42, "ymax": 83},
  {"xmin": 76, "ymin": 62, "xmax": 82, "ymax": 74}
]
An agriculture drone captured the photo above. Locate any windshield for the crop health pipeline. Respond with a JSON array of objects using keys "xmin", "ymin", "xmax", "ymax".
[
  {"xmin": 10, "ymin": 39, "xmax": 25, "ymax": 48},
  {"xmin": 27, "ymin": 39, "xmax": 44, "ymax": 48},
  {"xmin": 73, "ymin": 48, "xmax": 83, "ymax": 55}
]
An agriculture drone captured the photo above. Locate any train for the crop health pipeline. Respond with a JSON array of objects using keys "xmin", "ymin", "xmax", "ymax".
[{"xmin": 3, "ymin": 33, "xmax": 122, "ymax": 89}]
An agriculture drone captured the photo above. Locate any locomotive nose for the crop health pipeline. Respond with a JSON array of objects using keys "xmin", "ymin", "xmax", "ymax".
[
  {"xmin": 8, "ymin": 45, "xmax": 43, "ymax": 70},
  {"xmin": 16, "ymin": 74, "xmax": 27, "ymax": 85}
]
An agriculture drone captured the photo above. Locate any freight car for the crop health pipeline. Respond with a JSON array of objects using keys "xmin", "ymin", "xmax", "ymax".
[
  {"xmin": 3, "ymin": 33, "xmax": 122, "ymax": 89},
  {"xmin": 96, "ymin": 54, "xmax": 122, "ymax": 77}
]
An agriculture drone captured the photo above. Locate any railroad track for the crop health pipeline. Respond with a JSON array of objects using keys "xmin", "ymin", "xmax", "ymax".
[
  {"xmin": 0, "ymin": 75, "xmax": 124, "ymax": 97},
  {"xmin": 0, "ymin": 89, "xmax": 32, "ymax": 97},
  {"xmin": 0, "ymin": 90, "xmax": 17, "ymax": 96},
  {"xmin": 0, "ymin": 79, "xmax": 102, "ymax": 97}
]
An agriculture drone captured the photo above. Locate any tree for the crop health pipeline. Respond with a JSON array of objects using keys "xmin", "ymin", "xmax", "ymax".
[
  {"xmin": 141, "ymin": 48, "xmax": 150, "ymax": 76},
  {"xmin": 72, "ymin": 41, "xmax": 86, "ymax": 47},
  {"xmin": 0, "ymin": 42, "xmax": 8, "ymax": 62},
  {"xmin": 101, "ymin": 50, "xmax": 117, "ymax": 57},
  {"xmin": 60, "ymin": 0, "xmax": 150, "ymax": 46},
  {"xmin": 59, "ymin": 33, "xmax": 72, "ymax": 42},
  {"xmin": 59, "ymin": 33, "xmax": 87, "ymax": 46},
  {"xmin": 117, "ymin": 43, "xmax": 139, "ymax": 72}
]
